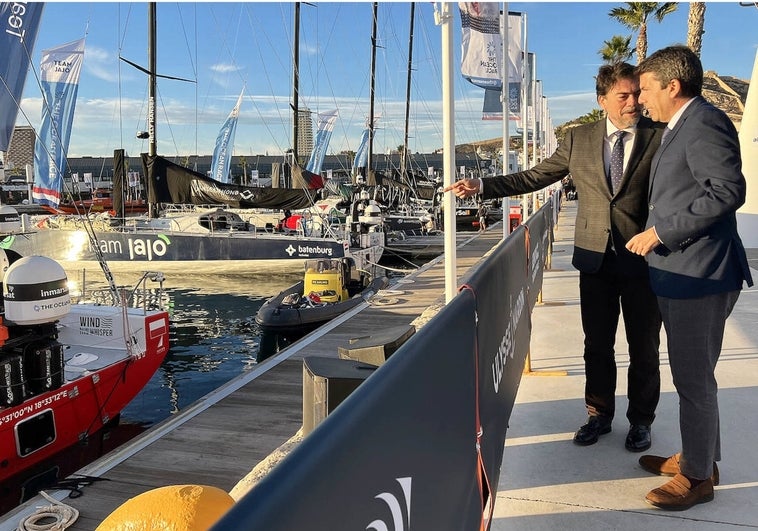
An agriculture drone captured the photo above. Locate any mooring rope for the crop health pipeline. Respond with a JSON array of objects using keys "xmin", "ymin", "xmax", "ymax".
[{"xmin": 16, "ymin": 491, "xmax": 79, "ymax": 531}]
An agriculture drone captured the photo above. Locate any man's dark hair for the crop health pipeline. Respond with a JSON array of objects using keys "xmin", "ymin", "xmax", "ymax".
[
  {"xmin": 595, "ymin": 62, "xmax": 636, "ymax": 97},
  {"xmin": 636, "ymin": 45, "xmax": 703, "ymax": 98}
]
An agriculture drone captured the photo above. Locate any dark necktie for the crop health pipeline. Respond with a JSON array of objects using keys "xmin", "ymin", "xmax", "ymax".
[{"xmin": 609, "ymin": 130, "xmax": 627, "ymax": 194}]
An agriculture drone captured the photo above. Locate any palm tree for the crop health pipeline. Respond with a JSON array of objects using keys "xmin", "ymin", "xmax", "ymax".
[
  {"xmin": 599, "ymin": 35, "xmax": 634, "ymax": 64},
  {"xmin": 555, "ymin": 110, "xmax": 606, "ymax": 144},
  {"xmin": 579, "ymin": 109, "xmax": 606, "ymax": 124},
  {"xmin": 686, "ymin": 2, "xmax": 706, "ymax": 57},
  {"xmin": 608, "ymin": 2, "xmax": 678, "ymax": 63}
]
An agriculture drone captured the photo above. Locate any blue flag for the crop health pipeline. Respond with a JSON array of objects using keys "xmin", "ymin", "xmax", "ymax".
[
  {"xmin": 33, "ymin": 38, "xmax": 85, "ymax": 207},
  {"xmin": 352, "ymin": 128, "xmax": 370, "ymax": 172},
  {"xmin": 306, "ymin": 109, "xmax": 338, "ymax": 174},
  {"xmin": 0, "ymin": 2, "xmax": 44, "ymax": 152},
  {"xmin": 210, "ymin": 89, "xmax": 243, "ymax": 184}
]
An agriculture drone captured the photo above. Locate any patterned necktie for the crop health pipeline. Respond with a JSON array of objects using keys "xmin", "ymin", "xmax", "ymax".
[{"xmin": 609, "ymin": 130, "xmax": 627, "ymax": 194}]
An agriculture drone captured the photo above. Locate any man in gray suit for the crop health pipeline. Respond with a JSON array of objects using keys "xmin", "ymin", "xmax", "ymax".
[
  {"xmin": 627, "ymin": 45, "xmax": 753, "ymax": 510},
  {"xmin": 445, "ymin": 63, "xmax": 664, "ymax": 452}
]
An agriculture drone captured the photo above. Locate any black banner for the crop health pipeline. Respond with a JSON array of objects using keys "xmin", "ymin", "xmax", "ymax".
[
  {"xmin": 462, "ymin": 225, "xmax": 531, "ymax": 511},
  {"xmin": 213, "ymin": 291, "xmax": 484, "ymax": 530},
  {"xmin": 142, "ymin": 154, "xmax": 314, "ymax": 210},
  {"xmin": 112, "ymin": 149, "xmax": 126, "ymax": 219},
  {"xmin": 523, "ymin": 202, "xmax": 551, "ymax": 310}
]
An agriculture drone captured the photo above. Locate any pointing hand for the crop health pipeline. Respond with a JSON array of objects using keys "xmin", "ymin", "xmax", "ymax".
[{"xmin": 442, "ymin": 179, "xmax": 480, "ymax": 198}]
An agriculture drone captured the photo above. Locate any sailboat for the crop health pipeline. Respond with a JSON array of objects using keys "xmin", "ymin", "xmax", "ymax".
[
  {"xmin": 0, "ymin": 238, "xmax": 170, "ymax": 484},
  {"xmin": 0, "ymin": 9, "xmax": 171, "ymax": 483},
  {"xmin": 2, "ymin": 3, "xmax": 385, "ymax": 275}
]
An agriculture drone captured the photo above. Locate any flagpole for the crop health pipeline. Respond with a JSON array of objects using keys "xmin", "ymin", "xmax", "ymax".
[
  {"xmin": 502, "ymin": 4, "xmax": 509, "ymax": 240},
  {"xmin": 439, "ymin": 2, "xmax": 457, "ymax": 304},
  {"xmin": 520, "ymin": 14, "xmax": 528, "ymax": 219},
  {"xmin": 530, "ymin": 52, "xmax": 537, "ymax": 210}
]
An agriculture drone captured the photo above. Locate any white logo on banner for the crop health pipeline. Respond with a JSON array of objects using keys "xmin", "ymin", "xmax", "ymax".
[
  {"xmin": 492, "ymin": 287, "xmax": 526, "ymax": 393},
  {"xmin": 366, "ymin": 477, "xmax": 412, "ymax": 531}
]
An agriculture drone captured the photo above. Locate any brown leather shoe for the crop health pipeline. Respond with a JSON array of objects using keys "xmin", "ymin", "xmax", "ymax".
[
  {"xmin": 645, "ymin": 474, "xmax": 714, "ymax": 510},
  {"xmin": 639, "ymin": 453, "xmax": 720, "ymax": 486}
]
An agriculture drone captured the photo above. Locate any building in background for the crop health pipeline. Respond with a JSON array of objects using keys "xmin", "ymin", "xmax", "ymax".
[
  {"xmin": 4, "ymin": 126, "xmax": 35, "ymax": 179},
  {"xmin": 297, "ymin": 107, "xmax": 314, "ymax": 161}
]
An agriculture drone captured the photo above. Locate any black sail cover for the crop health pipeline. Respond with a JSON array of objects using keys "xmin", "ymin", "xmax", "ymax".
[
  {"xmin": 142, "ymin": 153, "xmax": 315, "ymax": 210},
  {"xmin": 113, "ymin": 148, "xmax": 126, "ymax": 219}
]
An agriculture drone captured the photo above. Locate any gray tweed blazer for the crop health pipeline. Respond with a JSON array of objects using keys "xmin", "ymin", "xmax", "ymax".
[{"xmin": 482, "ymin": 117, "xmax": 664, "ymax": 274}]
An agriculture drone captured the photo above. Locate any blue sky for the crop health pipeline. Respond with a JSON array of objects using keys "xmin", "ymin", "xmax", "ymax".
[{"xmin": 15, "ymin": 2, "xmax": 758, "ymax": 159}]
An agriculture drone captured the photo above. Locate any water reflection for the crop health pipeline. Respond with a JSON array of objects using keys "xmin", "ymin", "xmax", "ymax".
[
  {"xmin": 258, "ymin": 329, "xmax": 302, "ymax": 362},
  {"xmin": 105, "ymin": 271, "xmax": 301, "ymax": 424}
]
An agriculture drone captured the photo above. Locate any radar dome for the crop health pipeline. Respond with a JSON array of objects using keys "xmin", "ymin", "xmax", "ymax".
[{"xmin": 3, "ymin": 256, "xmax": 70, "ymax": 325}]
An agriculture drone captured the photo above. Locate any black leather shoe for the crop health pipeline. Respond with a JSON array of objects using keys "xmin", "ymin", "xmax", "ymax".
[
  {"xmin": 573, "ymin": 416, "xmax": 612, "ymax": 446},
  {"xmin": 625, "ymin": 424, "xmax": 652, "ymax": 452}
]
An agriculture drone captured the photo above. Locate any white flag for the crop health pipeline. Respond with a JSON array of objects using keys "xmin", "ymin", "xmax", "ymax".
[
  {"xmin": 479, "ymin": 13, "xmax": 523, "ymax": 121},
  {"xmin": 459, "ymin": 2, "xmax": 501, "ymax": 89}
]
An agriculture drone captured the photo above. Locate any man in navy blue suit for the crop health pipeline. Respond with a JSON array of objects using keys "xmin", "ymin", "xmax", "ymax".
[{"xmin": 627, "ymin": 45, "xmax": 754, "ymax": 511}]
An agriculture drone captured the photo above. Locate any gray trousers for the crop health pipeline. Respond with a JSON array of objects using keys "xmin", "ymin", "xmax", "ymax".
[{"xmin": 658, "ymin": 290, "xmax": 740, "ymax": 480}]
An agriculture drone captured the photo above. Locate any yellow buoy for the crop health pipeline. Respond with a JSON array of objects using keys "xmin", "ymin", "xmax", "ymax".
[{"xmin": 96, "ymin": 485, "xmax": 235, "ymax": 531}]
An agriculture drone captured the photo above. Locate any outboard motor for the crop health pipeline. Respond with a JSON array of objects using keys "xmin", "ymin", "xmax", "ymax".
[
  {"xmin": 0, "ymin": 256, "xmax": 70, "ymax": 406},
  {"xmin": 303, "ymin": 259, "xmax": 347, "ymax": 303}
]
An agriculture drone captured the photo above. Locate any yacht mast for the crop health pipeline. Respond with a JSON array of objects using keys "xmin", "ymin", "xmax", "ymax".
[
  {"xmin": 148, "ymin": 2, "xmax": 157, "ymax": 158},
  {"xmin": 401, "ymin": 3, "xmax": 416, "ymax": 190},
  {"xmin": 367, "ymin": 2, "xmax": 378, "ymax": 182},
  {"xmin": 292, "ymin": 2, "xmax": 301, "ymax": 165}
]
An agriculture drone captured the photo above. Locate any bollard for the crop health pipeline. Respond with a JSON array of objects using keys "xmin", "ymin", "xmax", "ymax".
[
  {"xmin": 337, "ymin": 324, "xmax": 415, "ymax": 366},
  {"xmin": 302, "ymin": 356, "xmax": 377, "ymax": 435}
]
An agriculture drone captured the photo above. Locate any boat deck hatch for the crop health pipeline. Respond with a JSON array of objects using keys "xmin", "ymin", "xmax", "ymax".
[{"xmin": 15, "ymin": 409, "xmax": 56, "ymax": 457}]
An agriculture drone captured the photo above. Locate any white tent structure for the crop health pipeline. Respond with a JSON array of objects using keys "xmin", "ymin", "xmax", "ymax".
[{"xmin": 737, "ymin": 49, "xmax": 758, "ymax": 247}]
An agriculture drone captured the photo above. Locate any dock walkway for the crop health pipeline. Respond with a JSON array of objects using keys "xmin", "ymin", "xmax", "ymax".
[
  {"xmin": 4, "ymin": 201, "xmax": 758, "ymax": 530},
  {"xmin": 491, "ymin": 202, "xmax": 758, "ymax": 530}
]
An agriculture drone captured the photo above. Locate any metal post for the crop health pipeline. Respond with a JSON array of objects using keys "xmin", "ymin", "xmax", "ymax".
[{"xmin": 439, "ymin": 3, "xmax": 457, "ymax": 304}]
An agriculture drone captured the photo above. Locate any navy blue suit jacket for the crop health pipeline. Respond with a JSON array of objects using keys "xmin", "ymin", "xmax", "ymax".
[{"xmin": 646, "ymin": 96, "xmax": 753, "ymax": 298}]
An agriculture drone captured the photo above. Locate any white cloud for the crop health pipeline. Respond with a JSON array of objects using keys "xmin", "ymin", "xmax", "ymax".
[
  {"xmin": 301, "ymin": 44, "xmax": 319, "ymax": 56},
  {"xmin": 83, "ymin": 45, "xmax": 122, "ymax": 83},
  {"xmin": 210, "ymin": 63, "xmax": 242, "ymax": 74}
]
